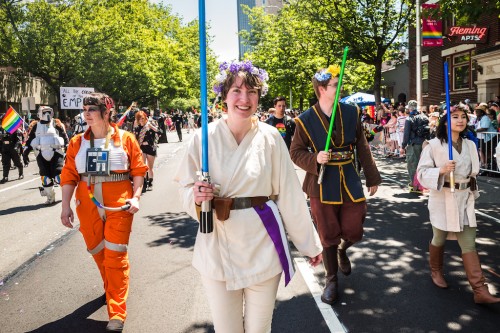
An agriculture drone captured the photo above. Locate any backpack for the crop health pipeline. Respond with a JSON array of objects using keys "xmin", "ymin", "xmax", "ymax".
[{"xmin": 413, "ymin": 116, "xmax": 430, "ymax": 140}]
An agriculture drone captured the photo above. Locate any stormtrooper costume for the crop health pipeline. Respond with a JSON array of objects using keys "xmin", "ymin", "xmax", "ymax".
[
  {"xmin": 73, "ymin": 112, "xmax": 88, "ymax": 135},
  {"xmin": 26, "ymin": 106, "xmax": 69, "ymax": 204}
]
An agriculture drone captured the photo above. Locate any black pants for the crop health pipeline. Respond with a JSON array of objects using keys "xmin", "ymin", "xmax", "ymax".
[
  {"xmin": 176, "ymin": 126, "xmax": 182, "ymax": 141},
  {"xmin": 36, "ymin": 152, "xmax": 64, "ymax": 181},
  {"xmin": 1, "ymin": 147, "xmax": 23, "ymax": 178}
]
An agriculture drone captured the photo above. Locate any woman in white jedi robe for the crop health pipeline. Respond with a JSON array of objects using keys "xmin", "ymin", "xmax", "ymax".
[
  {"xmin": 417, "ymin": 105, "xmax": 499, "ymax": 304},
  {"xmin": 174, "ymin": 61, "xmax": 323, "ymax": 333}
]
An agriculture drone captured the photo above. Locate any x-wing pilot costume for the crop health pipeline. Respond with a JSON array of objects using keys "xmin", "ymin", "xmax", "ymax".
[
  {"xmin": 290, "ymin": 101, "xmax": 381, "ymax": 304},
  {"xmin": 26, "ymin": 106, "xmax": 69, "ymax": 204}
]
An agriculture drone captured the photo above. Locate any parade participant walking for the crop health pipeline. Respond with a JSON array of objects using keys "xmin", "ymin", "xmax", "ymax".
[
  {"xmin": 174, "ymin": 60, "xmax": 322, "ymax": 333},
  {"xmin": 172, "ymin": 111, "xmax": 184, "ymax": 142},
  {"xmin": 187, "ymin": 112, "xmax": 196, "ymax": 133},
  {"xmin": 157, "ymin": 111, "xmax": 168, "ymax": 143},
  {"xmin": 0, "ymin": 126, "xmax": 24, "ymax": 183},
  {"xmin": 290, "ymin": 65, "xmax": 381, "ymax": 305},
  {"xmin": 25, "ymin": 106, "xmax": 68, "ymax": 204},
  {"xmin": 417, "ymin": 105, "xmax": 500, "ymax": 304},
  {"xmin": 265, "ymin": 96, "xmax": 296, "ymax": 150},
  {"xmin": 60, "ymin": 93, "xmax": 147, "ymax": 332},
  {"xmin": 133, "ymin": 110, "xmax": 159, "ymax": 192},
  {"xmin": 401, "ymin": 100, "xmax": 429, "ymax": 193}
]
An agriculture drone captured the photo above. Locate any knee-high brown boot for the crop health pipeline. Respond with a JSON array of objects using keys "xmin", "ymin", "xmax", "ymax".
[
  {"xmin": 429, "ymin": 243, "xmax": 448, "ymax": 288},
  {"xmin": 321, "ymin": 246, "xmax": 339, "ymax": 305},
  {"xmin": 338, "ymin": 240, "xmax": 353, "ymax": 276},
  {"xmin": 462, "ymin": 251, "xmax": 500, "ymax": 304}
]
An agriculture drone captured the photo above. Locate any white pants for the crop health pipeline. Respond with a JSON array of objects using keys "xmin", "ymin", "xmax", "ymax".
[{"xmin": 201, "ymin": 274, "xmax": 281, "ymax": 333}]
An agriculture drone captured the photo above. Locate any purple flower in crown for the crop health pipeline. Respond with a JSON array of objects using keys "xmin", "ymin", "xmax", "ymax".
[
  {"xmin": 212, "ymin": 60, "xmax": 269, "ymax": 96},
  {"xmin": 219, "ymin": 62, "xmax": 229, "ymax": 71}
]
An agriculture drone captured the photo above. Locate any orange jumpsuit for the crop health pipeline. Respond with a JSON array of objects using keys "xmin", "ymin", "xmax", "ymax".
[{"xmin": 60, "ymin": 124, "xmax": 147, "ymax": 321}]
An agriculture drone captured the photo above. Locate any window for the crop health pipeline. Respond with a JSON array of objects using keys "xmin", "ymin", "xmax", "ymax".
[
  {"xmin": 452, "ymin": 51, "xmax": 473, "ymax": 90},
  {"xmin": 422, "ymin": 63, "xmax": 429, "ymax": 94}
]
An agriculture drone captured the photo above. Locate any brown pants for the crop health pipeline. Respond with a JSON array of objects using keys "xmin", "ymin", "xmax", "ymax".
[{"xmin": 310, "ymin": 196, "xmax": 367, "ymax": 247}]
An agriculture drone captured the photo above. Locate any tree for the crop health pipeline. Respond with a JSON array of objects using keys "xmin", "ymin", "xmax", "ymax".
[
  {"xmin": 288, "ymin": 0, "xmax": 414, "ymax": 105},
  {"xmin": 438, "ymin": 0, "xmax": 499, "ymax": 21},
  {"xmin": 241, "ymin": 4, "xmax": 375, "ymax": 110},
  {"xmin": 0, "ymin": 0, "xmax": 217, "ymax": 112}
]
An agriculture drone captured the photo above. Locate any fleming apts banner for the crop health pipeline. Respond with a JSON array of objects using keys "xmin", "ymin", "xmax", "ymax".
[{"xmin": 422, "ymin": 3, "xmax": 442, "ymax": 47}]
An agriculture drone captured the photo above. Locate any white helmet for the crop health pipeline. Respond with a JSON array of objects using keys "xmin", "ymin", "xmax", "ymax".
[{"xmin": 38, "ymin": 106, "xmax": 54, "ymax": 122}]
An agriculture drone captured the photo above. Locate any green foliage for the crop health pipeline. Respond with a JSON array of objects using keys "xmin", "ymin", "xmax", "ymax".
[
  {"xmin": 168, "ymin": 96, "xmax": 199, "ymax": 112},
  {"xmin": 0, "ymin": 0, "xmax": 217, "ymax": 110},
  {"xmin": 242, "ymin": 0, "xmax": 413, "ymax": 107},
  {"xmin": 438, "ymin": 0, "xmax": 499, "ymax": 21}
]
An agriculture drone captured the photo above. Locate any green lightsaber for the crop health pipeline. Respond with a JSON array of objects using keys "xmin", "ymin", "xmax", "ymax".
[{"xmin": 318, "ymin": 46, "xmax": 349, "ymax": 184}]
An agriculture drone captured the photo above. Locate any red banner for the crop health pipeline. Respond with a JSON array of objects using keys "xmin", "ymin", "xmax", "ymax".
[{"xmin": 422, "ymin": 4, "xmax": 442, "ymax": 47}]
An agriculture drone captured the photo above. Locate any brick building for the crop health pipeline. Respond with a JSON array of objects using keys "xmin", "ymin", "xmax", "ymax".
[{"xmin": 409, "ymin": 9, "xmax": 500, "ymax": 106}]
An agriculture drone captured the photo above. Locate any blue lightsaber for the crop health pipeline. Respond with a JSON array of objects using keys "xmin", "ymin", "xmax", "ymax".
[
  {"xmin": 443, "ymin": 61, "xmax": 455, "ymax": 192},
  {"xmin": 198, "ymin": 0, "xmax": 213, "ymax": 232}
]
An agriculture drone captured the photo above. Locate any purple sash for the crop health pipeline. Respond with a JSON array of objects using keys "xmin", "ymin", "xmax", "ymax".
[{"xmin": 254, "ymin": 202, "xmax": 295, "ymax": 286}]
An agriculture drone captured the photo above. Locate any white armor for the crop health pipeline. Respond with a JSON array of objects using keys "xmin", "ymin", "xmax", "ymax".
[
  {"xmin": 31, "ymin": 119, "xmax": 65, "ymax": 161},
  {"xmin": 74, "ymin": 113, "xmax": 88, "ymax": 134}
]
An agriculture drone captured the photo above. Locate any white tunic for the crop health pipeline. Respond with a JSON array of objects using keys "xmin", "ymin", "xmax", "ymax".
[
  {"xmin": 417, "ymin": 138, "xmax": 479, "ymax": 232},
  {"xmin": 174, "ymin": 117, "xmax": 322, "ymax": 290}
]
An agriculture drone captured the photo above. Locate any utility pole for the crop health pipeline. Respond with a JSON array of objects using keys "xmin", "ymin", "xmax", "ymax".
[{"xmin": 416, "ymin": 0, "xmax": 422, "ymax": 110}]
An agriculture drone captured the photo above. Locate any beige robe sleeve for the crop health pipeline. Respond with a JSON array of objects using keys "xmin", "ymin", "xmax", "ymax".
[{"xmin": 271, "ymin": 132, "xmax": 323, "ymax": 258}]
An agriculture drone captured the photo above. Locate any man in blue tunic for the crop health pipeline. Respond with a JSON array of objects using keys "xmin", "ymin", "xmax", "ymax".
[{"xmin": 290, "ymin": 66, "xmax": 381, "ymax": 304}]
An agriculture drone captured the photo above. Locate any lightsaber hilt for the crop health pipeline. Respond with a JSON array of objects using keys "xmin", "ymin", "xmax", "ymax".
[
  {"xmin": 198, "ymin": 171, "xmax": 213, "ymax": 233},
  {"xmin": 449, "ymin": 171, "xmax": 455, "ymax": 193},
  {"xmin": 318, "ymin": 164, "xmax": 325, "ymax": 185}
]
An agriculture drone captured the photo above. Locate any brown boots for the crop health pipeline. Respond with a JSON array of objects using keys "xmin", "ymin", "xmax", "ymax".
[
  {"xmin": 429, "ymin": 245, "xmax": 499, "ymax": 303},
  {"xmin": 429, "ymin": 243, "xmax": 448, "ymax": 288},
  {"xmin": 462, "ymin": 252, "xmax": 500, "ymax": 304},
  {"xmin": 321, "ymin": 246, "xmax": 339, "ymax": 305},
  {"xmin": 338, "ymin": 240, "xmax": 353, "ymax": 276}
]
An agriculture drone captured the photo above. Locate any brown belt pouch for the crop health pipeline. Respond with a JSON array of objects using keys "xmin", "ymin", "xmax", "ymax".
[
  {"xmin": 470, "ymin": 177, "xmax": 477, "ymax": 191},
  {"xmin": 213, "ymin": 197, "xmax": 233, "ymax": 221}
]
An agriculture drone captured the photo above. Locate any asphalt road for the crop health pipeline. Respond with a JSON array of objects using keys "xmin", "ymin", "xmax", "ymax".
[{"xmin": 0, "ymin": 129, "xmax": 499, "ymax": 333}]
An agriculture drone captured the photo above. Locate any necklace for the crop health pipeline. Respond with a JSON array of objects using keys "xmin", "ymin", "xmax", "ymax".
[{"xmin": 451, "ymin": 137, "xmax": 462, "ymax": 153}]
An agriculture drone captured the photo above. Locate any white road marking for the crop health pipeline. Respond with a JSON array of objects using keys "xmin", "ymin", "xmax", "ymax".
[
  {"xmin": 0, "ymin": 177, "xmax": 39, "ymax": 194},
  {"xmin": 295, "ymin": 257, "xmax": 347, "ymax": 333}
]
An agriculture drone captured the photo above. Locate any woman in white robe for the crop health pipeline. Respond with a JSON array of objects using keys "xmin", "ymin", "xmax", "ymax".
[
  {"xmin": 417, "ymin": 105, "xmax": 499, "ymax": 304},
  {"xmin": 174, "ymin": 60, "xmax": 323, "ymax": 333}
]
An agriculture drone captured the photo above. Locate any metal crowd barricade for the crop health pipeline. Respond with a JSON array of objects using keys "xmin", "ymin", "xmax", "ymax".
[
  {"xmin": 367, "ymin": 124, "xmax": 384, "ymax": 156},
  {"xmin": 478, "ymin": 131, "xmax": 500, "ymax": 175}
]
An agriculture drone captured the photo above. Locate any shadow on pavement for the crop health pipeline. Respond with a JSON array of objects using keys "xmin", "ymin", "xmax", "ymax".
[
  {"xmin": 0, "ymin": 203, "xmax": 49, "ymax": 216},
  {"xmin": 313, "ymin": 196, "xmax": 500, "ymax": 332},
  {"xmin": 179, "ymin": 321, "xmax": 214, "ymax": 333},
  {"xmin": 26, "ymin": 295, "xmax": 106, "ymax": 333},
  {"xmin": 273, "ymin": 294, "xmax": 331, "ymax": 333},
  {"xmin": 144, "ymin": 211, "xmax": 197, "ymax": 249}
]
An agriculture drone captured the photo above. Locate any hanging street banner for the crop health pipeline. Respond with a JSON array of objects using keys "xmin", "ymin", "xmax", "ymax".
[
  {"xmin": 422, "ymin": 3, "xmax": 442, "ymax": 47},
  {"xmin": 60, "ymin": 87, "xmax": 95, "ymax": 109}
]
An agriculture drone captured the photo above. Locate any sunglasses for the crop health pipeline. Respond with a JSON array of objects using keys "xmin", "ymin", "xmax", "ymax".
[{"xmin": 83, "ymin": 106, "xmax": 101, "ymax": 112}]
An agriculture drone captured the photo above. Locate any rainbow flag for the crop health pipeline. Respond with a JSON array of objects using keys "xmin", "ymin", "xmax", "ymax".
[
  {"xmin": 116, "ymin": 110, "xmax": 129, "ymax": 127},
  {"xmin": 116, "ymin": 102, "xmax": 136, "ymax": 127},
  {"xmin": 1, "ymin": 106, "xmax": 22, "ymax": 134}
]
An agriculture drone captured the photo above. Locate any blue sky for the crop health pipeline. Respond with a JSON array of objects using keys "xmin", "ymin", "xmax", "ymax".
[{"xmin": 157, "ymin": 0, "xmax": 239, "ymax": 61}]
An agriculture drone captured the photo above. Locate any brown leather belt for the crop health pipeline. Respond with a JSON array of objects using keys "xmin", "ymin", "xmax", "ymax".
[
  {"xmin": 329, "ymin": 151, "xmax": 354, "ymax": 161},
  {"xmin": 443, "ymin": 181, "xmax": 471, "ymax": 190},
  {"xmin": 213, "ymin": 196, "xmax": 270, "ymax": 221}
]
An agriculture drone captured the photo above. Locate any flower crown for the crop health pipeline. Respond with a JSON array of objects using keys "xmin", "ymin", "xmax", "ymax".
[
  {"xmin": 314, "ymin": 65, "xmax": 341, "ymax": 82},
  {"xmin": 213, "ymin": 60, "xmax": 269, "ymax": 97}
]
